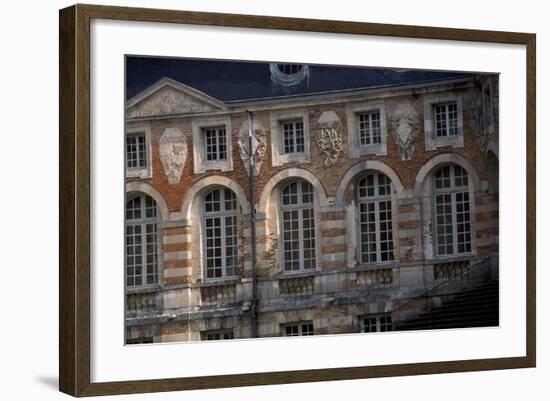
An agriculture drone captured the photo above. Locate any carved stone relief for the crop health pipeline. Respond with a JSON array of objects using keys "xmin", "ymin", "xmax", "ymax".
[
  {"xmin": 471, "ymin": 97, "xmax": 488, "ymax": 152},
  {"xmin": 389, "ymin": 102, "xmax": 419, "ymax": 160},
  {"xmin": 159, "ymin": 127, "xmax": 187, "ymax": 184},
  {"xmin": 315, "ymin": 111, "xmax": 343, "ymax": 167},
  {"xmin": 238, "ymin": 121, "xmax": 267, "ymax": 175},
  {"xmin": 423, "ymin": 218, "xmax": 434, "ymax": 260},
  {"xmin": 423, "ymin": 218, "xmax": 432, "ymax": 247},
  {"xmin": 128, "ymin": 86, "xmax": 219, "ymax": 118}
]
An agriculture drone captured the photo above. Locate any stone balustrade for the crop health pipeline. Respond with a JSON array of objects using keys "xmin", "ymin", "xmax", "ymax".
[
  {"xmin": 200, "ymin": 282, "xmax": 237, "ymax": 304},
  {"xmin": 127, "ymin": 291, "xmax": 157, "ymax": 316},
  {"xmin": 433, "ymin": 260, "xmax": 470, "ymax": 282},
  {"xmin": 278, "ymin": 275, "xmax": 314, "ymax": 296},
  {"xmin": 356, "ymin": 268, "xmax": 393, "ymax": 288}
]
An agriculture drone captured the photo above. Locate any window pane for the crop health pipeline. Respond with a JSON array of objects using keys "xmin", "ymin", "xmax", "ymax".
[
  {"xmin": 358, "ymin": 111, "xmax": 381, "ymax": 146},
  {"xmin": 126, "ymin": 134, "xmax": 147, "ymax": 169},
  {"xmin": 204, "ymin": 127, "xmax": 226, "ymax": 161},
  {"xmin": 203, "ymin": 188, "xmax": 239, "ymax": 279},
  {"xmin": 125, "ymin": 195, "xmax": 159, "ymax": 287},
  {"xmin": 282, "ymin": 120, "xmax": 304, "ymax": 154},
  {"xmin": 281, "ymin": 181, "xmax": 316, "ymax": 271},
  {"xmin": 433, "ymin": 165, "xmax": 471, "ymax": 256},
  {"xmin": 357, "ymin": 175, "xmax": 393, "ymax": 264},
  {"xmin": 282, "ymin": 322, "xmax": 314, "ymax": 336}
]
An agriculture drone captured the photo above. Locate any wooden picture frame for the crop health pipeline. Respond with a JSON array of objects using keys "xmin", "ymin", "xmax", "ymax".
[{"xmin": 59, "ymin": 3, "xmax": 536, "ymax": 397}]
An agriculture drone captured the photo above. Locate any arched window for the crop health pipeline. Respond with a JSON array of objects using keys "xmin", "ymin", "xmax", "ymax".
[
  {"xmin": 433, "ymin": 165, "xmax": 472, "ymax": 256},
  {"xmin": 125, "ymin": 194, "xmax": 160, "ymax": 287},
  {"xmin": 276, "ymin": 64, "xmax": 304, "ymax": 75},
  {"xmin": 203, "ymin": 188, "xmax": 238, "ymax": 279},
  {"xmin": 269, "ymin": 63, "xmax": 309, "ymax": 87},
  {"xmin": 280, "ymin": 180, "xmax": 316, "ymax": 271},
  {"xmin": 357, "ymin": 173, "xmax": 394, "ymax": 263}
]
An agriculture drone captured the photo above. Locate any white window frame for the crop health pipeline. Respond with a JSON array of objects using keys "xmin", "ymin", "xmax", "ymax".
[
  {"xmin": 202, "ymin": 187, "xmax": 240, "ymax": 281},
  {"xmin": 125, "ymin": 194, "xmax": 162, "ymax": 289},
  {"xmin": 281, "ymin": 321, "xmax": 314, "ymax": 336},
  {"xmin": 270, "ymin": 110, "xmax": 310, "ymax": 166},
  {"xmin": 279, "ymin": 180, "xmax": 316, "ymax": 273},
  {"xmin": 356, "ymin": 173, "xmax": 394, "ymax": 265},
  {"xmin": 433, "ymin": 103, "xmax": 459, "ymax": 138},
  {"xmin": 424, "ymin": 93, "xmax": 464, "ymax": 150},
  {"xmin": 203, "ymin": 126, "xmax": 227, "ymax": 162},
  {"xmin": 192, "ymin": 117, "xmax": 233, "ymax": 173},
  {"xmin": 125, "ymin": 125, "xmax": 152, "ymax": 179},
  {"xmin": 359, "ymin": 314, "xmax": 393, "ymax": 333},
  {"xmin": 281, "ymin": 119, "xmax": 305, "ymax": 154},
  {"xmin": 433, "ymin": 165, "xmax": 473, "ymax": 258},
  {"xmin": 346, "ymin": 102, "xmax": 387, "ymax": 157}
]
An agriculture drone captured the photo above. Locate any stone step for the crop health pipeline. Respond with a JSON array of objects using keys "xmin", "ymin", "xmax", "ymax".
[{"xmin": 397, "ymin": 280, "xmax": 499, "ymax": 331}]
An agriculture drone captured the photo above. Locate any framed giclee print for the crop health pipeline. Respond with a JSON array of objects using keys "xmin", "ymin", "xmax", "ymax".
[{"xmin": 59, "ymin": 3, "xmax": 536, "ymax": 397}]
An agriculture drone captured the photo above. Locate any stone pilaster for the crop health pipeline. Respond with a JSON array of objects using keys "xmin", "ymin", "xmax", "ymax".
[{"xmin": 162, "ymin": 223, "xmax": 192, "ymax": 285}]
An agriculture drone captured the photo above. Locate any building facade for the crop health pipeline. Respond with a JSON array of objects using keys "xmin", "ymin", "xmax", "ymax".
[{"xmin": 124, "ymin": 63, "xmax": 499, "ymax": 343}]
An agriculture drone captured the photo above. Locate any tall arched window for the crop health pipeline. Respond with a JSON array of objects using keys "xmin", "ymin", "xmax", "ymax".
[
  {"xmin": 125, "ymin": 194, "xmax": 160, "ymax": 287},
  {"xmin": 280, "ymin": 180, "xmax": 316, "ymax": 271},
  {"xmin": 433, "ymin": 164, "xmax": 472, "ymax": 256},
  {"xmin": 357, "ymin": 173, "xmax": 394, "ymax": 263},
  {"xmin": 203, "ymin": 188, "xmax": 238, "ymax": 279}
]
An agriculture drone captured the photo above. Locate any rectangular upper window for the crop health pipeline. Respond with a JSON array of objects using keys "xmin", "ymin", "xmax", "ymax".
[
  {"xmin": 126, "ymin": 134, "xmax": 147, "ymax": 169},
  {"xmin": 357, "ymin": 111, "xmax": 381, "ymax": 146},
  {"xmin": 424, "ymin": 94, "xmax": 463, "ymax": 150},
  {"xmin": 204, "ymin": 126, "xmax": 227, "ymax": 161},
  {"xmin": 346, "ymin": 102, "xmax": 387, "ymax": 158},
  {"xmin": 192, "ymin": 117, "xmax": 233, "ymax": 173},
  {"xmin": 434, "ymin": 103, "xmax": 458, "ymax": 137},
  {"xmin": 125, "ymin": 125, "xmax": 152, "ymax": 179},
  {"xmin": 281, "ymin": 321, "xmax": 314, "ymax": 336},
  {"xmin": 282, "ymin": 120, "xmax": 304, "ymax": 154}
]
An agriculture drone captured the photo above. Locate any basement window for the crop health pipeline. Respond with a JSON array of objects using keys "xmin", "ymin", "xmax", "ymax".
[
  {"xmin": 281, "ymin": 321, "xmax": 314, "ymax": 336},
  {"xmin": 359, "ymin": 314, "xmax": 393, "ymax": 333},
  {"xmin": 200, "ymin": 330, "xmax": 234, "ymax": 341}
]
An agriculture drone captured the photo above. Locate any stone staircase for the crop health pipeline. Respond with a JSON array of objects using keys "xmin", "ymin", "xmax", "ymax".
[{"xmin": 397, "ymin": 280, "xmax": 499, "ymax": 331}]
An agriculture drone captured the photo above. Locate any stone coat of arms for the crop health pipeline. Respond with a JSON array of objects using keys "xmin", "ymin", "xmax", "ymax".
[
  {"xmin": 316, "ymin": 111, "xmax": 343, "ymax": 167},
  {"xmin": 159, "ymin": 127, "xmax": 187, "ymax": 184},
  {"xmin": 389, "ymin": 102, "xmax": 419, "ymax": 160},
  {"xmin": 471, "ymin": 97, "xmax": 488, "ymax": 152},
  {"xmin": 238, "ymin": 121, "xmax": 267, "ymax": 175}
]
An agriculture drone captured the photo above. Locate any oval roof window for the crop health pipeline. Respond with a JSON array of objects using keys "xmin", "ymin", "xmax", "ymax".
[{"xmin": 270, "ymin": 63, "xmax": 309, "ymax": 87}]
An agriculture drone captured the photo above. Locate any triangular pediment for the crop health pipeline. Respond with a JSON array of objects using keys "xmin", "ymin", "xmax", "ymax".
[{"xmin": 126, "ymin": 78, "xmax": 225, "ymax": 118}]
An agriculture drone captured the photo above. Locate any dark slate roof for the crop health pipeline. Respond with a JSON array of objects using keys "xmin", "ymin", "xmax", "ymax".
[{"xmin": 126, "ymin": 56, "xmax": 473, "ymax": 102}]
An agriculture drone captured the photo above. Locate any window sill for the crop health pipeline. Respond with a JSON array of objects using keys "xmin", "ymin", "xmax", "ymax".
[
  {"xmin": 353, "ymin": 262, "xmax": 397, "ymax": 272},
  {"xmin": 355, "ymin": 144, "xmax": 386, "ymax": 157},
  {"xmin": 126, "ymin": 285, "xmax": 162, "ymax": 295},
  {"xmin": 274, "ymin": 154, "xmax": 310, "ymax": 166},
  {"xmin": 195, "ymin": 160, "xmax": 232, "ymax": 174},
  {"xmin": 427, "ymin": 135, "xmax": 464, "ymax": 150},
  {"xmin": 276, "ymin": 270, "xmax": 317, "ymax": 279},
  {"xmin": 429, "ymin": 253, "xmax": 477, "ymax": 263},
  {"xmin": 126, "ymin": 167, "xmax": 151, "ymax": 179},
  {"xmin": 198, "ymin": 277, "xmax": 241, "ymax": 287}
]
